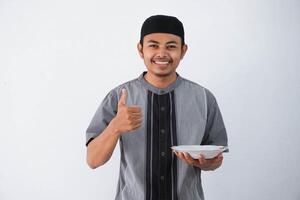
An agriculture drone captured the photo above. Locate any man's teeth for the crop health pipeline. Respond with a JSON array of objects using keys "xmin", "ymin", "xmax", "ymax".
[{"xmin": 154, "ymin": 61, "xmax": 169, "ymax": 64}]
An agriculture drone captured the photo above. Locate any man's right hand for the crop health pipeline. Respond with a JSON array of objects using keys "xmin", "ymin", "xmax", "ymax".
[{"xmin": 111, "ymin": 89, "xmax": 142, "ymax": 135}]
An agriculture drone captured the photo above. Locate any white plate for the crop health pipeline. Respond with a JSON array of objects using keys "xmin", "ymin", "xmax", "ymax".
[{"xmin": 171, "ymin": 145, "xmax": 228, "ymax": 159}]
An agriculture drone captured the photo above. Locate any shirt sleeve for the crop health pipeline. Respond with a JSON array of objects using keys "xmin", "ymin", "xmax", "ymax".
[
  {"xmin": 201, "ymin": 89, "xmax": 229, "ymax": 151},
  {"xmin": 85, "ymin": 89, "xmax": 118, "ymax": 146}
]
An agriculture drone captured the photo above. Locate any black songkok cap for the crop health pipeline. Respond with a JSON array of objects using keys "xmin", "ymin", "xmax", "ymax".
[{"xmin": 140, "ymin": 15, "xmax": 185, "ymax": 45}]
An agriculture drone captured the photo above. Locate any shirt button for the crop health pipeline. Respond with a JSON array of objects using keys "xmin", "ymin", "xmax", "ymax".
[
  {"xmin": 161, "ymin": 152, "xmax": 166, "ymax": 156},
  {"xmin": 160, "ymin": 107, "xmax": 165, "ymax": 111},
  {"xmin": 160, "ymin": 90, "xmax": 165, "ymax": 94},
  {"xmin": 161, "ymin": 129, "xmax": 165, "ymax": 133},
  {"xmin": 160, "ymin": 176, "xmax": 165, "ymax": 180}
]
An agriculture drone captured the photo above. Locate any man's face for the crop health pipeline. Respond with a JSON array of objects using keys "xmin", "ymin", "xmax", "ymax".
[{"xmin": 138, "ymin": 33, "xmax": 187, "ymax": 78}]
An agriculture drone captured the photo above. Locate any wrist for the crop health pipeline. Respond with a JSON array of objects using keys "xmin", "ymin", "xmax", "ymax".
[{"xmin": 109, "ymin": 118, "xmax": 122, "ymax": 137}]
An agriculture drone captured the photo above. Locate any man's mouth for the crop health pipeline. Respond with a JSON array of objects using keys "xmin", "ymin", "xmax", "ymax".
[
  {"xmin": 152, "ymin": 59, "xmax": 171, "ymax": 65},
  {"xmin": 154, "ymin": 61, "xmax": 169, "ymax": 65}
]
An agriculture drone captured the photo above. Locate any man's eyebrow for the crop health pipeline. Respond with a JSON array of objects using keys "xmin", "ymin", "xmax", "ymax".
[
  {"xmin": 146, "ymin": 40, "xmax": 159, "ymax": 44},
  {"xmin": 166, "ymin": 41, "xmax": 178, "ymax": 44},
  {"xmin": 146, "ymin": 40, "xmax": 179, "ymax": 45}
]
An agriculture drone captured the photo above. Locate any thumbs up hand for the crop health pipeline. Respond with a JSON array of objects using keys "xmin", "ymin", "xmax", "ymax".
[{"xmin": 111, "ymin": 89, "xmax": 142, "ymax": 135}]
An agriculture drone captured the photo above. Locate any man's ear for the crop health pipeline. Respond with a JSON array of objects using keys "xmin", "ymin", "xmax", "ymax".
[
  {"xmin": 180, "ymin": 44, "xmax": 188, "ymax": 59},
  {"xmin": 137, "ymin": 43, "xmax": 144, "ymax": 58}
]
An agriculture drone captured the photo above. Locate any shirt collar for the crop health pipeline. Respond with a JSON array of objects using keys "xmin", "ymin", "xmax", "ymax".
[{"xmin": 138, "ymin": 71, "xmax": 182, "ymax": 95}]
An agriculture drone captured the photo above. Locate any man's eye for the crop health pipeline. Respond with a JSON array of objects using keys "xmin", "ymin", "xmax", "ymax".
[
  {"xmin": 167, "ymin": 45, "xmax": 177, "ymax": 49},
  {"xmin": 149, "ymin": 44, "xmax": 158, "ymax": 48}
]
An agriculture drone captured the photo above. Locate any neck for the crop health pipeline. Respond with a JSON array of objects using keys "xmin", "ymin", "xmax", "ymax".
[{"xmin": 144, "ymin": 72, "xmax": 177, "ymax": 88}]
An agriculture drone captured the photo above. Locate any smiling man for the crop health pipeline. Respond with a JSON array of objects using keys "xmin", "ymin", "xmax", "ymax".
[{"xmin": 86, "ymin": 15, "xmax": 228, "ymax": 200}]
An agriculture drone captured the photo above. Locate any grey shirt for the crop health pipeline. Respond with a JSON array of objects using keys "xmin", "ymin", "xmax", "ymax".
[{"xmin": 86, "ymin": 72, "xmax": 228, "ymax": 200}]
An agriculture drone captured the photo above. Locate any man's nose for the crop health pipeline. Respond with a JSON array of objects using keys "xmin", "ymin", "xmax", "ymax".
[{"xmin": 157, "ymin": 48, "xmax": 168, "ymax": 58}]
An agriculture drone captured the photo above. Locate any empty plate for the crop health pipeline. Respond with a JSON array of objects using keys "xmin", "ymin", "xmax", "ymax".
[{"xmin": 171, "ymin": 145, "xmax": 228, "ymax": 159}]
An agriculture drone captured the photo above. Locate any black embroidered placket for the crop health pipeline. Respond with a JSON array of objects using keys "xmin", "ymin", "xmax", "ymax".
[{"xmin": 146, "ymin": 90, "xmax": 178, "ymax": 200}]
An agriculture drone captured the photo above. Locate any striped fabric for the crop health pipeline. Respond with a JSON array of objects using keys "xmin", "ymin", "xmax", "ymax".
[{"xmin": 86, "ymin": 72, "xmax": 228, "ymax": 200}]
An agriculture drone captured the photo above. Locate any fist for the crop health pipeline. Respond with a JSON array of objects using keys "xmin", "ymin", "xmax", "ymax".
[{"xmin": 112, "ymin": 89, "xmax": 142, "ymax": 134}]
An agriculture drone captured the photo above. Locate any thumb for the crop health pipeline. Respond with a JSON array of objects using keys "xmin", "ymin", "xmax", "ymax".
[{"xmin": 118, "ymin": 88, "xmax": 127, "ymax": 107}]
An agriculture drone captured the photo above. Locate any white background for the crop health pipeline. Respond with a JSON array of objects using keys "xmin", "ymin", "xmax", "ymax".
[{"xmin": 1, "ymin": 0, "xmax": 300, "ymax": 199}]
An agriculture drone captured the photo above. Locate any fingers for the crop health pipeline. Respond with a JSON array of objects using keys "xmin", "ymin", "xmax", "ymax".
[
  {"xmin": 214, "ymin": 153, "xmax": 223, "ymax": 164},
  {"xmin": 208, "ymin": 153, "xmax": 223, "ymax": 163},
  {"xmin": 131, "ymin": 120, "xmax": 142, "ymax": 130},
  {"xmin": 199, "ymin": 154, "xmax": 223, "ymax": 171},
  {"xmin": 127, "ymin": 106, "xmax": 142, "ymax": 113},
  {"xmin": 174, "ymin": 151, "xmax": 185, "ymax": 160},
  {"xmin": 174, "ymin": 151, "xmax": 197, "ymax": 166},
  {"xmin": 182, "ymin": 153, "xmax": 197, "ymax": 165},
  {"xmin": 199, "ymin": 154, "xmax": 223, "ymax": 165},
  {"xmin": 126, "ymin": 118, "xmax": 142, "ymax": 132},
  {"xmin": 130, "ymin": 117, "xmax": 142, "ymax": 124},
  {"xmin": 130, "ymin": 112, "xmax": 142, "ymax": 118},
  {"xmin": 174, "ymin": 151, "xmax": 224, "ymax": 170},
  {"xmin": 198, "ymin": 154, "xmax": 205, "ymax": 165},
  {"xmin": 116, "ymin": 89, "xmax": 143, "ymax": 133},
  {"xmin": 216, "ymin": 153, "xmax": 223, "ymax": 160},
  {"xmin": 129, "ymin": 115, "xmax": 142, "ymax": 121},
  {"xmin": 118, "ymin": 89, "xmax": 127, "ymax": 107},
  {"xmin": 118, "ymin": 89, "xmax": 141, "ymax": 113}
]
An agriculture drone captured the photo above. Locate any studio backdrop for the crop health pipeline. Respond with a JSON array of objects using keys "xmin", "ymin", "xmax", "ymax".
[{"xmin": 0, "ymin": 0, "xmax": 299, "ymax": 199}]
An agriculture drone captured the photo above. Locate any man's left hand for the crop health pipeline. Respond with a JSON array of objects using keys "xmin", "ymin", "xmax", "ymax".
[{"xmin": 174, "ymin": 151, "xmax": 223, "ymax": 171}]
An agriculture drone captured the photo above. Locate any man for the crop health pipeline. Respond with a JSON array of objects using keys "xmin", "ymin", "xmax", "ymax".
[{"xmin": 86, "ymin": 15, "xmax": 228, "ymax": 200}]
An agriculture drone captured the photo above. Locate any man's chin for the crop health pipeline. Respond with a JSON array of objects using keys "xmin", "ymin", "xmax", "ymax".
[{"xmin": 152, "ymin": 70, "xmax": 174, "ymax": 77}]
